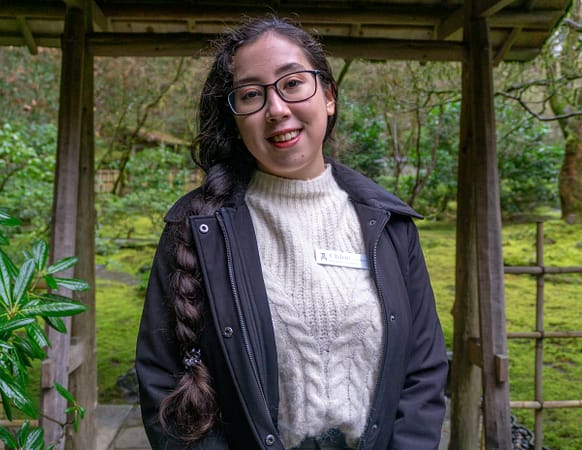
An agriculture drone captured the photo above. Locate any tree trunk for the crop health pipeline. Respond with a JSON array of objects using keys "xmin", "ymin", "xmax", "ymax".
[
  {"xmin": 550, "ymin": 2, "xmax": 582, "ymax": 223},
  {"xmin": 557, "ymin": 109, "xmax": 582, "ymax": 223}
]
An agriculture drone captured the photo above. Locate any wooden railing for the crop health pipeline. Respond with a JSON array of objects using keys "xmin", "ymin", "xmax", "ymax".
[{"xmin": 506, "ymin": 221, "xmax": 582, "ymax": 450}]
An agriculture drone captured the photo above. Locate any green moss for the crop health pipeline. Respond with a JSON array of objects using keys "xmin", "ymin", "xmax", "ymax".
[{"xmin": 96, "ymin": 278, "xmax": 145, "ymax": 404}]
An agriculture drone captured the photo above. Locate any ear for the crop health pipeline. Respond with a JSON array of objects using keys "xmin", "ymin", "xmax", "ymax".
[{"xmin": 324, "ymin": 88, "xmax": 336, "ymax": 116}]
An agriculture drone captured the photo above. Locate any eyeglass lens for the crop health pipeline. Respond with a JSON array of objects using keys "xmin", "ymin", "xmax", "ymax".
[{"xmin": 229, "ymin": 70, "xmax": 318, "ymax": 115}]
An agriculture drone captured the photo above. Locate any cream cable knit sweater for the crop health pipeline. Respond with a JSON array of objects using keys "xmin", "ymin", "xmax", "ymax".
[{"xmin": 245, "ymin": 166, "xmax": 383, "ymax": 449}]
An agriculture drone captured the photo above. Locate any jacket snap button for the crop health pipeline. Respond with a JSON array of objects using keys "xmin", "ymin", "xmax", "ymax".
[
  {"xmin": 265, "ymin": 434, "xmax": 275, "ymax": 446},
  {"xmin": 390, "ymin": 314, "xmax": 396, "ymax": 321},
  {"xmin": 223, "ymin": 326, "xmax": 233, "ymax": 338},
  {"xmin": 371, "ymin": 424, "xmax": 378, "ymax": 432},
  {"xmin": 199, "ymin": 224, "xmax": 209, "ymax": 234},
  {"xmin": 368, "ymin": 219, "xmax": 377, "ymax": 226}
]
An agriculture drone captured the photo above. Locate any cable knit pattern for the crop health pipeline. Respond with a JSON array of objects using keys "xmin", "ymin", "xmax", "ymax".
[{"xmin": 245, "ymin": 166, "xmax": 383, "ymax": 449}]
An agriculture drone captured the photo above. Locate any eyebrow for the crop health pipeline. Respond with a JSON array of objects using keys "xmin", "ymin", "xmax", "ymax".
[{"xmin": 234, "ymin": 62, "xmax": 308, "ymax": 86}]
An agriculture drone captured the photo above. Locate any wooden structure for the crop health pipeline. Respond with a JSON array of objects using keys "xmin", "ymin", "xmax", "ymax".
[
  {"xmin": 505, "ymin": 222, "xmax": 582, "ymax": 450},
  {"xmin": 0, "ymin": 1, "xmax": 573, "ymax": 449}
]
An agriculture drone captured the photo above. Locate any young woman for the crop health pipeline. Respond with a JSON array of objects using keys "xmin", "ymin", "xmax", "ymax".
[{"xmin": 136, "ymin": 16, "xmax": 448, "ymax": 450}]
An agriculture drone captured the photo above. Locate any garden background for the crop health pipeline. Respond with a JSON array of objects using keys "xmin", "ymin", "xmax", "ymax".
[{"xmin": 1, "ymin": 7, "xmax": 581, "ymax": 448}]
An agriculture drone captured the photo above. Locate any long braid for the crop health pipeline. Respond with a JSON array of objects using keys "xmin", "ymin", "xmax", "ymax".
[{"xmin": 159, "ymin": 162, "xmax": 247, "ymax": 442}]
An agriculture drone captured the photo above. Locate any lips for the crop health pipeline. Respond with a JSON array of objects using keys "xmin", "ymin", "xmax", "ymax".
[{"xmin": 268, "ymin": 130, "xmax": 300, "ymax": 143}]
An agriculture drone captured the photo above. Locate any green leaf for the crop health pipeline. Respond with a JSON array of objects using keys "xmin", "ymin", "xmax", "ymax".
[
  {"xmin": 54, "ymin": 382, "xmax": 75, "ymax": 403},
  {"xmin": 44, "ymin": 316, "xmax": 66, "ymax": 333},
  {"xmin": 1, "ymin": 391, "xmax": 13, "ymax": 421},
  {"xmin": 21, "ymin": 301, "xmax": 88, "ymax": 318},
  {"xmin": 43, "ymin": 275, "xmax": 58, "ymax": 290},
  {"xmin": 0, "ymin": 426, "xmax": 18, "ymax": 448},
  {"xmin": 0, "ymin": 211, "xmax": 20, "ymax": 227},
  {"xmin": 32, "ymin": 241, "xmax": 48, "ymax": 272},
  {"xmin": 46, "ymin": 257, "xmax": 77, "ymax": 275},
  {"xmin": 0, "ymin": 248, "xmax": 19, "ymax": 279},
  {"xmin": 0, "ymin": 370, "xmax": 37, "ymax": 418},
  {"xmin": 21, "ymin": 425, "xmax": 44, "ymax": 450},
  {"xmin": 52, "ymin": 277, "xmax": 90, "ymax": 292},
  {"xmin": 13, "ymin": 259, "xmax": 35, "ymax": 305},
  {"xmin": 74, "ymin": 406, "xmax": 86, "ymax": 432},
  {"xmin": 35, "ymin": 293, "xmax": 75, "ymax": 303},
  {"xmin": 0, "ymin": 251, "xmax": 14, "ymax": 308},
  {"xmin": 0, "ymin": 317, "xmax": 35, "ymax": 335},
  {"xmin": 16, "ymin": 420, "xmax": 30, "ymax": 447},
  {"xmin": 25, "ymin": 322, "xmax": 50, "ymax": 350}
]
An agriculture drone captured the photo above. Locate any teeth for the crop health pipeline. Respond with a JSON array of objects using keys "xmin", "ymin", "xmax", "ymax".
[{"xmin": 270, "ymin": 130, "xmax": 299, "ymax": 142}]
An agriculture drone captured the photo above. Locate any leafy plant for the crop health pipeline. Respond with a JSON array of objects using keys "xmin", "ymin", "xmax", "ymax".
[{"xmin": 0, "ymin": 208, "xmax": 89, "ymax": 449}]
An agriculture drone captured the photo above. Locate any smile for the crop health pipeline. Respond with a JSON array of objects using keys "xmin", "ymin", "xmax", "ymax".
[{"xmin": 269, "ymin": 130, "xmax": 300, "ymax": 143}]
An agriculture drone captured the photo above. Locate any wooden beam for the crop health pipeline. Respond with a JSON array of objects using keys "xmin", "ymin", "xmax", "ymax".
[
  {"xmin": 90, "ymin": 0, "xmax": 109, "ymax": 31},
  {"xmin": 67, "ymin": 30, "xmax": 98, "ymax": 450},
  {"xmin": 0, "ymin": 1, "xmax": 65, "ymax": 17},
  {"xmin": 437, "ymin": 7, "xmax": 464, "ymax": 40},
  {"xmin": 68, "ymin": 337, "xmax": 88, "ymax": 374},
  {"xmin": 88, "ymin": 32, "xmax": 208, "ymax": 56},
  {"xmin": 493, "ymin": 27, "xmax": 521, "ymax": 65},
  {"xmin": 449, "ymin": 51, "xmax": 483, "ymax": 450},
  {"xmin": 475, "ymin": 0, "xmax": 516, "ymax": 18},
  {"xmin": 87, "ymin": 32, "xmax": 467, "ymax": 60},
  {"xmin": 318, "ymin": 37, "xmax": 467, "ymax": 61},
  {"xmin": 491, "ymin": 10, "xmax": 565, "ymax": 28},
  {"xmin": 100, "ymin": 4, "xmax": 444, "ymax": 26},
  {"xmin": 16, "ymin": 16, "xmax": 37, "ymax": 54},
  {"xmin": 0, "ymin": 35, "xmax": 62, "ymax": 48},
  {"xmin": 468, "ymin": 15, "xmax": 512, "ymax": 449},
  {"xmin": 40, "ymin": 5, "xmax": 86, "ymax": 449}
]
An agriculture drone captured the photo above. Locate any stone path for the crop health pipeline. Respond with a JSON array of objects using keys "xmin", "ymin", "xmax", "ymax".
[
  {"xmin": 97, "ymin": 404, "xmax": 151, "ymax": 450},
  {"xmin": 97, "ymin": 399, "xmax": 451, "ymax": 450}
]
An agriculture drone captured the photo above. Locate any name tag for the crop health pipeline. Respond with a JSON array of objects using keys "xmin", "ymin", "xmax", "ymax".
[{"xmin": 315, "ymin": 249, "xmax": 369, "ymax": 270}]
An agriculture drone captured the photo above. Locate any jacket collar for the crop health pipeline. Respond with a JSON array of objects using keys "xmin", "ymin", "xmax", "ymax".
[
  {"xmin": 327, "ymin": 159, "xmax": 422, "ymax": 219},
  {"xmin": 166, "ymin": 158, "xmax": 421, "ymax": 222}
]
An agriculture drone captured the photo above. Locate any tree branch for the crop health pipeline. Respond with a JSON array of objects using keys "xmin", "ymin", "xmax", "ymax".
[{"xmin": 497, "ymin": 91, "xmax": 582, "ymax": 121}]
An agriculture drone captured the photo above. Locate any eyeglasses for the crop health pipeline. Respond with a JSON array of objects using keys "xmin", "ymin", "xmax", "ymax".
[{"xmin": 227, "ymin": 70, "xmax": 321, "ymax": 116}]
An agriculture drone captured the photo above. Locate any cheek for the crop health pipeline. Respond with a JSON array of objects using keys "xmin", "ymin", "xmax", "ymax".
[{"xmin": 235, "ymin": 119, "xmax": 255, "ymax": 142}]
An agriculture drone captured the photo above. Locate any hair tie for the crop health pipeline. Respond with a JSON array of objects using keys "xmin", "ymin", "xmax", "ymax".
[{"xmin": 183, "ymin": 347, "xmax": 202, "ymax": 370}]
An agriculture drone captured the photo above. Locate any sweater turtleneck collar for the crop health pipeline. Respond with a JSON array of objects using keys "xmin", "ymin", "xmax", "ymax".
[{"xmin": 246, "ymin": 165, "xmax": 338, "ymax": 200}]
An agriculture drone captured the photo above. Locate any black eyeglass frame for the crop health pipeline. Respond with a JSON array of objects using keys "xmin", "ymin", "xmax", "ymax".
[{"xmin": 227, "ymin": 69, "xmax": 322, "ymax": 116}]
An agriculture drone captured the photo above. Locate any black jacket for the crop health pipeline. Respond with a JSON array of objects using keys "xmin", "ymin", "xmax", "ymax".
[{"xmin": 136, "ymin": 160, "xmax": 448, "ymax": 450}]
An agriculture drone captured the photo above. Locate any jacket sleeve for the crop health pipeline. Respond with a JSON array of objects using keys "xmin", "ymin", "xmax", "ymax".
[
  {"xmin": 135, "ymin": 223, "xmax": 229, "ymax": 450},
  {"xmin": 388, "ymin": 220, "xmax": 448, "ymax": 450}
]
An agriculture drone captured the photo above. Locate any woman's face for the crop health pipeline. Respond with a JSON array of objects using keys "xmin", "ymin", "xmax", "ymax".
[{"xmin": 231, "ymin": 32, "xmax": 335, "ymax": 180}]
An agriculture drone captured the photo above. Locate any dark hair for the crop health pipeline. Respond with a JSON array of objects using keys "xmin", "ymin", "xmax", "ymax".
[{"xmin": 159, "ymin": 15, "xmax": 338, "ymax": 444}]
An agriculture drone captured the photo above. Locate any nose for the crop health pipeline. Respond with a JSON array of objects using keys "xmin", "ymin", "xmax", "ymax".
[{"xmin": 264, "ymin": 86, "xmax": 290, "ymax": 121}]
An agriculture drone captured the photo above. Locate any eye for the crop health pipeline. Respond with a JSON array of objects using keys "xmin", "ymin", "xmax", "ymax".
[
  {"xmin": 237, "ymin": 86, "xmax": 263, "ymax": 102},
  {"xmin": 282, "ymin": 75, "xmax": 306, "ymax": 90}
]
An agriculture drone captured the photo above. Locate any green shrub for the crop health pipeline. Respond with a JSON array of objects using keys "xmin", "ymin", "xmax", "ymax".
[{"xmin": 0, "ymin": 209, "xmax": 88, "ymax": 449}]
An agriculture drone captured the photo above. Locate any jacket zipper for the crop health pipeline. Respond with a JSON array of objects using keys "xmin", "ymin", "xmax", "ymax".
[
  {"xmin": 358, "ymin": 211, "xmax": 391, "ymax": 450},
  {"xmin": 216, "ymin": 211, "xmax": 275, "ymax": 439}
]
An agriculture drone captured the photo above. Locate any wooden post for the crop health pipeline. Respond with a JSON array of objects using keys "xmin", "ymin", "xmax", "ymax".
[
  {"xmin": 448, "ymin": 55, "xmax": 483, "ymax": 450},
  {"xmin": 41, "ymin": 5, "xmax": 86, "ymax": 449},
  {"xmin": 469, "ymin": 15, "xmax": 512, "ymax": 449},
  {"xmin": 534, "ymin": 222, "xmax": 544, "ymax": 450},
  {"xmin": 66, "ymin": 28, "xmax": 97, "ymax": 450}
]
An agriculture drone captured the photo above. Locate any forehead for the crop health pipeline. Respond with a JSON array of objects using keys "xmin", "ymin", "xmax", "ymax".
[{"xmin": 231, "ymin": 32, "xmax": 312, "ymax": 84}]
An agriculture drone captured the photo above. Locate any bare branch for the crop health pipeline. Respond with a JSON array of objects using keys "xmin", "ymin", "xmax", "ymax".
[
  {"xmin": 497, "ymin": 91, "xmax": 582, "ymax": 121},
  {"xmin": 336, "ymin": 59, "xmax": 352, "ymax": 87},
  {"xmin": 563, "ymin": 18, "xmax": 582, "ymax": 32}
]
